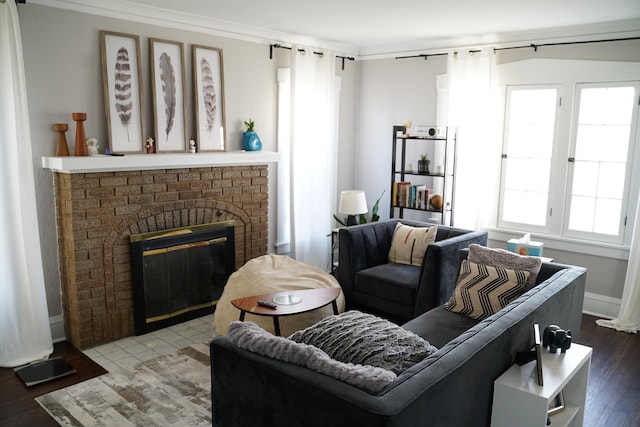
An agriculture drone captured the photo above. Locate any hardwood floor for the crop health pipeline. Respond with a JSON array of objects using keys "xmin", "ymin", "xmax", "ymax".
[
  {"xmin": 0, "ymin": 315, "xmax": 637, "ymax": 426},
  {"xmin": 0, "ymin": 341, "xmax": 107, "ymax": 426},
  {"xmin": 579, "ymin": 315, "xmax": 640, "ymax": 427}
]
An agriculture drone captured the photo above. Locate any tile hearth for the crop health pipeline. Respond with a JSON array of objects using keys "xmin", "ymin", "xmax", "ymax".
[{"xmin": 81, "ymin": 314, "xmax": 215, "ymax": 372}]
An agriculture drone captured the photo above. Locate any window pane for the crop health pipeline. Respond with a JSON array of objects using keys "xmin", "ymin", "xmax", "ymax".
[
  {"xmin": 502, "ymin": 190, "xmax": 524, "ymax": 223},
  {"xmin": 572, "ymin": 162, "xmax": 598, "ymax": 197},
  {"xmin": 569, "ymin": 196, "xmax": 595, "ymax": 232},
  {"xmin": 568, "ymin": 84, "xmax": 635, "ymax": 237},
  {"xmin": 579, "ymin": 87, "xmax": 634, "ymax": 125},
  {"xmin": 523, "ymin": 192, "xmax": 548, "ymax": 226},
  {"xmin": 594, "ymin": 198, "xmax": 621, "ymax": 235},
  {"xmin": 605, "ymin": 87, "xmax": 635, "ymax": 124},
  {"xmin": 598, "ymin": 162, "xmax": 626, "ymax": 199},
  {"xmin": 501, "ymin": 88, "xmax": 556, "ymax": 227},
  {"xmin": 502, "ymin": 189, "xmax": 547, "ymax": 226}
]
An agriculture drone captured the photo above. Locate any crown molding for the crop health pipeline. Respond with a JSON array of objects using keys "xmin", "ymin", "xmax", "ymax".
[
  {"xmin": 27, "ymin": 0, "xmax": 359, "ymax": 56},
  {"xmin": 358, "ymin": 18, "xmax": 640, "ymax": 60},
  {"xmin": 26, "ymin": 1, "xmax": 640, "ymax": 60}
]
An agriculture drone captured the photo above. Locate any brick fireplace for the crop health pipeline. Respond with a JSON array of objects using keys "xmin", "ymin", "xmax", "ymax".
[{"xmin": 43, "ymin": 153, "xmax": 277, "ymax": 349}]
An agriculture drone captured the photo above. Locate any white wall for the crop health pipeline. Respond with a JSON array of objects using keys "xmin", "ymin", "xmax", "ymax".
[{"xmin": 356, "ymin": 56, "xmax": 448, "ymax": 220}]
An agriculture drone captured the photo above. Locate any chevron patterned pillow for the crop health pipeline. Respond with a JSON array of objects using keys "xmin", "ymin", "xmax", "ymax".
[{"xmin": 444, "ymin": 259, "xmax": 529, "ymax": 320}]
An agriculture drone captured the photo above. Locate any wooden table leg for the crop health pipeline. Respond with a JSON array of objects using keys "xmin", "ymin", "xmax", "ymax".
[
  {"xmin": 331, "ymin": 300, "xmax": 338, "ymax": 315},
  {"xmin": 273, "ymin": 316, "xmax": 281, "ymax": 336},
  {"xmin": 239, "ymin": 310, "xmax": 246, "ymax": 321}
]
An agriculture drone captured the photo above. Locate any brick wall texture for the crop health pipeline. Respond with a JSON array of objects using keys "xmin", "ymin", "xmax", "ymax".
[{"xmin": 54, "ymin": 165, "xmax": 268, "ymax": 349}]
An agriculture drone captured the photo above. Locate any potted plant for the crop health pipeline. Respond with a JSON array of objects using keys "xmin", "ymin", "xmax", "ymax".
[
  {"xmin": 418, "ymin": 154, "xmax": 430, "ymax": 174},
  {"xmin": 242, "ymin": 118, "xmax": 262, "ymax": 151}
]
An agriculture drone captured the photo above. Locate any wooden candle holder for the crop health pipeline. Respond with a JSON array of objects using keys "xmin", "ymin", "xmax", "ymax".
[
  {"xmin": 72, "ymin": 112, "xmax": 88, "ymax": 156},
  {"xmin": 52, "ymin": 123, "xmax": 70, "ymax": 156}
]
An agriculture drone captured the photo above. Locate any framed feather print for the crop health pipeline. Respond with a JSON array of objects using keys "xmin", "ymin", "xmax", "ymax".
[
  {"xmin": 99, "ymin": 31, "xmax": 145, "ymax": 153},
  {"xmin": 192, "ymin": 45, "xmax": 226, "ymax": 152},
  {"xmin": 150, "ymin": 38, "xmax": 188, "ymax": 152}
]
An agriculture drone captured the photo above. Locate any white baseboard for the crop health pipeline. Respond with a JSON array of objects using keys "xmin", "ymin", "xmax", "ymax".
[
  {"xmin": 274, "ymin": 241, "xmax": 290, "ymax": 255},
  {"xmin": 50, "ymin": 314, "xmax": 66, "ymax": 343},
  {"xmin": 582, "ymin": 292, "xmax": 620, "ymax": 320}
]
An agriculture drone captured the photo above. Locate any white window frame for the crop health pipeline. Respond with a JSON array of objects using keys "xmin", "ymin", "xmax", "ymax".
[
  {"xmin": 563, "ymin": 81, "xmax": 640, "ymax": 245},
  {"xmin": 498, "ymin": 84, "xmax": 564, "ymax": 236},
  {"xmin": 497, "ymin": 81, "xmax": 640, "ymax": 247}
]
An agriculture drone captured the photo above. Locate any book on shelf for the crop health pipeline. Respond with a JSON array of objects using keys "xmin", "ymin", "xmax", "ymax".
[
  {"xmin": 416, "ymin": 185, "xmax": 433, "ymax": 210},
  {"xmin": 394, "ymin": 182, "xmax": 434, "ymax": 210},
  {"xmin": 394, "ymin": 182, "xmax": 412, "ymax": 207}
]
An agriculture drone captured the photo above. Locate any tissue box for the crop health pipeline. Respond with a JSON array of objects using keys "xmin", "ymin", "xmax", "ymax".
[{"xmin": 507, "ymin": 239, "xmax": 544, "ymax": 257}]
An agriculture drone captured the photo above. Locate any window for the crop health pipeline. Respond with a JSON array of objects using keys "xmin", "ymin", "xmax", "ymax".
[
  {"xmin": 498, "ymin": 82, "xmax": 639, "ymax": 244},
  {"xmin": 500, "ymin": 87, "xmax": 558, "ymax": 228}
]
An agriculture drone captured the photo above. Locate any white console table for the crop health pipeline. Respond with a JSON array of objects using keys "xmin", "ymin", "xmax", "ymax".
[{"xmin": 491, "ymin": 343, "xmax": 591, "ymax": 427}]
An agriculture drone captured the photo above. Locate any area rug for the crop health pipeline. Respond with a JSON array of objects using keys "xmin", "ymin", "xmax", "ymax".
[{"xmin": 35, "ymin": 342, "xmax": 211, "ymax": 426}]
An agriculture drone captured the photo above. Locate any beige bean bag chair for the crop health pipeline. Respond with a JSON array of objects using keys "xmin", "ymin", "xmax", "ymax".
[{"xmin": 214, "ymin": 254, "xmax": 346, "ymax": 337}]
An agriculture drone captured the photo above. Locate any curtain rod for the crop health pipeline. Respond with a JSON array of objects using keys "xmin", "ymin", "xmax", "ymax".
[
  {"xmin": 396, "ymin": 51, "xmax": 483, "ymax": 60},
  {"xmin": 395, "ymin": 36, "xmax": 640, "ymax": 60},
  {"xmin": 396, "ymin": 52, "xmax": 448, "ymax": 60},
  {"xmin": 336, "ymin": 55, "xmax": 355, "ymax": 70},
  {"xmin": 269, "ymin": 44, "xmax": 355, "ymax": 70},
  {"xmin": 494, "ymin": 36, "xmax": 640, "ymax": 52}
]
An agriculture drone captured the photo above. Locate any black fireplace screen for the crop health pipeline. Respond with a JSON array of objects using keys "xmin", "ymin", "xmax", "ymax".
[{"xmin": 129, "ymin": 220, "xmax": 235, "ymax": 335}]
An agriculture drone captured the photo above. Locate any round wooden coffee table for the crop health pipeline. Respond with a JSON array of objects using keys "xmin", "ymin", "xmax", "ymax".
[{"xmin": 231, "ymin": 288, "xmax": 341, "ymax": 336}]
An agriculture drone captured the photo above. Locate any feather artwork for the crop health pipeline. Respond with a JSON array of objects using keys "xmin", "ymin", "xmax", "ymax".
[
  {"xmin": 114, "ymin": 47, "xmax": 133, "ymax": 142},
  {"xmin": 159, "ymin": 52, "xmax": 176, "ymax": 142},
  {"xmin": 200, "ymin": 58, "xmax": 217, "ymax": 133}
]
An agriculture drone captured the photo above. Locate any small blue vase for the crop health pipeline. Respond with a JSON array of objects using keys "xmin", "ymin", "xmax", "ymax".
[{"xmin": 242, "ymin": 132, "xmax": 262, "ymax": 151}]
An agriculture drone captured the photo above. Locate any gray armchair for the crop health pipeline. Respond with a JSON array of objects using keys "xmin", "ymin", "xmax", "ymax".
[{"xmin": 338, "ymin": 219, "xmax": 488, "ymax": 321}]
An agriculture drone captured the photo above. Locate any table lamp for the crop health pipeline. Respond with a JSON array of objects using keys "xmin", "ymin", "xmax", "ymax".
[{"xmin": 339, "ymin": 190, "xmax": 368, "ymax": 226}]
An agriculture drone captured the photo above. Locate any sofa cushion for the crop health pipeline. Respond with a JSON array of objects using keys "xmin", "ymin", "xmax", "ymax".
[
  {"xmin": 388, "ymin": 223, "xmax": 438, "ymax": 266},
  {"xmin": 444, "ymin": 259, "xmax": 529, "ymax": 320},
  {"xmin": 468, "ymin": 244, "xmax": 542, "ymax": 291},
  {"xmin": 402, "ymin": 305, "xmax": 480, "ymax": 348},
  {"xmin": 289, "ymin": 310, "xmax": 437, "ymax": 375},
  {"xmin": 226, "ymin": 321, "xmax": 396, "ymax": 393},
  {"xmin": 355, "ymin": 263, "xmax": 420, "ymax": 305}
]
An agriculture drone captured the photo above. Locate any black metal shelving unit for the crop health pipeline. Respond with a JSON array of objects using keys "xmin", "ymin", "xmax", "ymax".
[{"xmin": 390, "ymin": 125, "xmax": 457, "ymax": 225}]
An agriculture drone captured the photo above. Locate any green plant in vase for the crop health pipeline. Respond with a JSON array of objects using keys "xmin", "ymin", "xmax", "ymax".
[
  {"xmin": 242, "ymin": 118, "xmax": 262, "ymax": 151},
  {"xmin": 244, "ymin": 118, "xmax": 255, "ymax": 132},
  {"xmin": 418, "ymin": 154, "xmax": 430, "ymax": 174}
]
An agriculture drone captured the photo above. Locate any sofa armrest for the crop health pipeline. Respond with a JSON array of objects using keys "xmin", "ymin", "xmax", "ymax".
[
  {"xmin": 414, "ymin": 230, "xmax": 488, "ymax": 316},
  {"xmin": 211, "ymin": 336, "xmax": 399, "ymax": 427},
  {"xmin": 338, "ymin": 221, "xmax": 398, "ymax": 302}
]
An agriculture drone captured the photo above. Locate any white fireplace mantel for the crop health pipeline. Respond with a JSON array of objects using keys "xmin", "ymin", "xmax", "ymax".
[{"xmin": 42, "ymin": 151, "xmax": 279, "ymax": 173}]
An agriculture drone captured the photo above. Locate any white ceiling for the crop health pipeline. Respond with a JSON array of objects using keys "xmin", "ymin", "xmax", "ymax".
[{"xmin": 33, "ymin": 0, "xmax": 640, "ymax": 56}]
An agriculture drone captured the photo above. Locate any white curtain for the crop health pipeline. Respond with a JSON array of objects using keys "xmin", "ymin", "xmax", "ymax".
[
  {"xmin": 443, "ymin": 48, "xmax": 500, "ymax": 230},
  {"xmin": 0, "ymin": 0, "xmax": 53, "ymax": 367},
  {"xmin": 288, "ymin": 48, "xmax": 338, "ymax": 270},
  {"xmin": 596, "ymin": 196, "xmax": 640, "ymax": 333}
]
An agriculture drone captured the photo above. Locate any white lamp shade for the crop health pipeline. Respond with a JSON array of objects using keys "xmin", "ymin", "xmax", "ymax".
[{"xmin": 338, "ymin": 190, "xmax": 368, "ymax": 215}]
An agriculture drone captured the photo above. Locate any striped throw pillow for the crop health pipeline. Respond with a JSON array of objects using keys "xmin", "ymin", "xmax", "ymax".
[
  {"xmin": 444, "ymin": 259, "xmax": 529, "ymax": 320},
  {"xmin": 388, "ymin": 223, "xmax": 437, "ymax": 266}
]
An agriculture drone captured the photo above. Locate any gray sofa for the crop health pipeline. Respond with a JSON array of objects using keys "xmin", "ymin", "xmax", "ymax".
[
  {"xmin": 338, "ymin": 219, "xmax": 488, "ymax": 321},
  {"xmin": 210, "ymin": 259, "xmax": 587, "ymax": 427}
]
